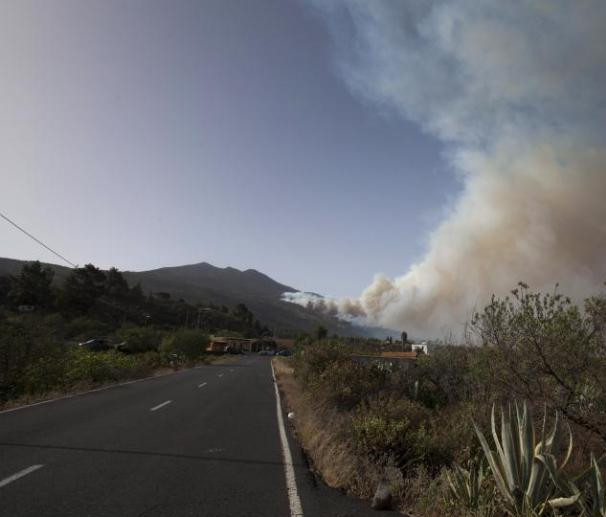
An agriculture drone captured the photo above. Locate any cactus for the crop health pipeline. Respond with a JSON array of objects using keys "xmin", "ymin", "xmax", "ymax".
[{"xmin": 474, "ymin": 402, "xmax": 579, "ymax": 517}]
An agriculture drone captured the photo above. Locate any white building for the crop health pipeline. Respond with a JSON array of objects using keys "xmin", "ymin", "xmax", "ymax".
[{"xmin": 411, "ymin": 341, "xmax": 441, "ymax": 355}]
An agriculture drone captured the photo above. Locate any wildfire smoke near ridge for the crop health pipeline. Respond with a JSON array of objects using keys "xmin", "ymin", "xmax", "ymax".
[{"xmin": 284, "ymin": 1, "xmax": 606, "ymax": 337}]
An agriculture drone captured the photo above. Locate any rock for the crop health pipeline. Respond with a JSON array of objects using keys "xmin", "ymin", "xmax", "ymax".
[
  {"xmin": 287, "ymin": 411, "xmax": 295, "ymax": 420},
  {"xmin": 371, "ymin": 479, "xmax": 392, "ymax": 511}
]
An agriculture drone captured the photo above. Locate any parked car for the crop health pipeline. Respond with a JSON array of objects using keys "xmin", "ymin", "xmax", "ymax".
[
  {"xmin": 114, "ymin": 341, "xmax": 130, "ymax": 353},
  {"xmin": 276, "ymin": 349, "xmax": 292, "ymax": 357},
  {"xmin": 78, "ymin": 338, "xmax": 110, "ymax": 352}
]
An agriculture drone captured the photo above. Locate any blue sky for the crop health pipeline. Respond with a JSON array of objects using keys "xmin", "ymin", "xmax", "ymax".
[{"xmin": 1, "ymin": 0, "xmax": 458, "ymax": 298}]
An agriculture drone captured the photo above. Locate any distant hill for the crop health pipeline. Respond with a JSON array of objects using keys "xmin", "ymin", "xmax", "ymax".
[{"xmin": 0, "ymin": 257, "xmax": 370, "ymax": 337}]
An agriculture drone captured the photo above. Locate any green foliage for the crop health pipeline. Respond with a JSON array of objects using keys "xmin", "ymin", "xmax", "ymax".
[
  {"xmin": 445, "ymin": 457, "xmax": 494, "ymax": 514},
  {"xmin": 352, "ymin": 396, "xmax": 434, "ymax": 467},
  {"xmin": 8, "ymin": 260, "xmax": 55, "ymax": 309},
  {"xmin": 572, "ymin": 454, "xmax": 606, "ymax": 517},
  {"xmin": 471, "ymin": 283, "xmax": 606, "ymax": 438},
  {"xmin": 116, "ymin": 326, "xmax": 164, "ymax": 353},
  {"xmin": 0, "ymin": 261, "xmax": 272, "ymax": 403},
  {"xmin": 474, "ymin": 402, "xmax": 578, "ymax": 517},
  {"xmin": 60, "ymin": 264, "xmax": 107, "ymax": 315},
  {"xmin": 321, "ymin": 360, "xmax": 387, "ymax": 410},
  {"xmin": 159, "ymin": 330, "xmax": 209, "ymax": 361},
  {"xmin": 64, "ymin": 316, "xmax": 111, "ymax": 340},
  {"xmin": 316, "ymin": 325, "xmax": 328, "ymax": 341}
]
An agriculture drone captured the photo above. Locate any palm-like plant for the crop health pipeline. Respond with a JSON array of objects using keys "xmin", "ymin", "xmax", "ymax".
[{"xmin": 474, "ymin": 402, "xmax": 579, "ymax": 517}]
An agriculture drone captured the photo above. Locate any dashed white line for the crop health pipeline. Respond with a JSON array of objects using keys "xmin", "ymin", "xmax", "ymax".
[
  {"xmin": 0, "ymin": 365, "xmax": 205, "ymax": 415},
  {"xmin": 150, "ymin": 400, "xmax": 172, "ymax": 411},
  {"xmin": 271, "ymin": 361, "xmax": 304, "ymax": 517},
  {"xmin": 0, "ymin": 465, "xmax": 44, "ymax": 489},
  {"xmin": 229, "ymin": 369, "xmax": 234, "ymax": 372},
  {"xmin": 198, "ymin": 382, "xmax": 208, "ymax": 388},
  {"xmin": 218, "ymin": 373, "xmax": 224, "ymax": 378}
]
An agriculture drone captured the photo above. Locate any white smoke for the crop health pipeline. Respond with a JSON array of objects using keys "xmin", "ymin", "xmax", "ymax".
[{"xmin": 284, "ymin": 1, "xmax": 606, "ymax": 337}]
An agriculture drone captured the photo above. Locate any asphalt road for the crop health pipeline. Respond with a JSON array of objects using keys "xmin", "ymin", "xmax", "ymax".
[{"xmin": 0, "ymin": 356, "xmax": 377, "ymax": 516}]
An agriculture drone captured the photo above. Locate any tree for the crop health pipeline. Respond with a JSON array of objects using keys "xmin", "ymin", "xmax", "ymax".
[
  {"xmin": 0, "ymin": 276, "xmax": 12, "ymax": 307},
  {"xmin": 316, "ymin": 325, "xmax": 328, "ymax": 341},
  {"xmin": 470, "ymin": 282, "xmax": 606, "ymax": 441},
  {"xmin": 233, "ymin": 303, "xmax": 254, "ymax": 326},
  {"xmin": 60, "ymin": 264, "xmax": 106, "ymax": 315},
  {"xmin": 8, "ymin": 261, "xmax": 55, "ymax": 309},
  {"xmin": 105, "ymin": 267, "xmax": 129, "ymax": 300}
]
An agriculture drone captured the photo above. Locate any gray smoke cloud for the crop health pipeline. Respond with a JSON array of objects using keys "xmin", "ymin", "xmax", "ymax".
[{"xmin": 285, "ymin": 1, "xmax": 606, "ymax": 337}]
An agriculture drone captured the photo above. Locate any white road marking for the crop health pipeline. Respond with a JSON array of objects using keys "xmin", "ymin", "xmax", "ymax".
[
  {"xmin": 229, "ymin": 369, "xmax": 234, "ymax": 372},
  {"xmin": 271, "ymin": 361, "xmax": 304, "ymax": 517},
  {"xmin": 150, "ymin": 400, "xmax": 172, "ymax": 411},
  {"xmin": 218, "ymin": 373, "xmax": 224, "ymax": 378},
  {"xmin": 198, "ymin": 382, "xmax": 207, "ymax": 388},
  {"xmin": 0, "ymin": 465, "xmax": 44, "ymax": 489},
  {"xmin": 0, "ymin": 366, "xmax": 204, "ymax": 415}
]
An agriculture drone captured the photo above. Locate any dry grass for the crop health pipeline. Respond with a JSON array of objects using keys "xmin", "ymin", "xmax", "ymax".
[
  {"xmin": 272, "ymin": 356, "xmax": 474, "ymax": 516},
  {"xmin": 273, "ymin": 357, "xmax": 385, "ymax": 499}
]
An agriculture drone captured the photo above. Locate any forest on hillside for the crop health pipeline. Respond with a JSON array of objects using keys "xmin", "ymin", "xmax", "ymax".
[{"xmin": 0, "ymin": 261, "xmax": 272, "ymax": 402}]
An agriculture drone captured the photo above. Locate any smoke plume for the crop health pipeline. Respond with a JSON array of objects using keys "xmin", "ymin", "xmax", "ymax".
[{"xmin": 286, "ymin": 1, "xmax": 606, "ymax": 337}]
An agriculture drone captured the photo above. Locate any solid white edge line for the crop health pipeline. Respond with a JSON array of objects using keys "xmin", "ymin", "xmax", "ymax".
[
  {"xmin": 271, "ymin": 361, "xmax": 304, "ymax": 517},
  {"xmin": 198, "ymin": 382, "xmax": 208, "ymax": 388},
  {"xmin": 0, "ymin": 464, "xmax": 44, "ymax": 488},
  {"xmin": 149, "ymin": 400, "xmax": 172, "ymax": 412}
]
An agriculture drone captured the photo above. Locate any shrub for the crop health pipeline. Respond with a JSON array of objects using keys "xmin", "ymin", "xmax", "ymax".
[
  {"xmin": 159, "ymin": 330, "xmax": 209, "ymax": 361},
  {"xmin": 116, "ymin": 326, "xmax": 164, "ymax": 353},
  {"xmin": 293, "ymin": 340, "xmax": 350, "ymax": 386},
  {"xmin": 352, "ymin": 395, "xmax": 458, "ymax": 471},
  {"xmin": 314, "ymin": 360, "xmax": 388, "ymax": 410},
  {"xmin": 64, "ymin": 316, "xmax": 111, "ymax": 340}
]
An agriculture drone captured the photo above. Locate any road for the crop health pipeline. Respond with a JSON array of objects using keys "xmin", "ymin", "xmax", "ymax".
[{"xmin": 0, "ymin": 356, "xmax": 376, "ymax": 516}]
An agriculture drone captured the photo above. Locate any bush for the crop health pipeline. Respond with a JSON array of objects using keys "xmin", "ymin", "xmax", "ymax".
[
  {"xmin": 315, "ymin": 360, "xmax": 388, "ymax": 410},
  {"xmin": 116, "ymin": 326, "xmax": 164, "ymax": 353},
  {"xmin": 159, "ymin": 330, "xmax": 209, "ymax": 361},
  {"xmin": 352, "ymin": 395, "xmax": 467, "ymax": 471},
  {"xmin": 64, "ymin": 316, "xmax": 111, "ymax": 340},
  {"xmin": 62, "ymin": 349, "xmax": 156, "ymax": 386}
]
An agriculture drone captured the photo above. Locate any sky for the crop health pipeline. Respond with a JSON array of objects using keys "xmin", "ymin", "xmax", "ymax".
[
  {"xmin": 0, "ymin": 0, "xmax": 457, "ymax": 299},
  {"xmin": 285, "ymin": 1, "xmax": 606, "ymax": 337}
]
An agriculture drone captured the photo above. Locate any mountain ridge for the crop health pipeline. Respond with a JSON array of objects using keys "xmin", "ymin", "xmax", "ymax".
[{"xmin": 0, "ymin": 256, "xmax": 367, "ymax": 336}]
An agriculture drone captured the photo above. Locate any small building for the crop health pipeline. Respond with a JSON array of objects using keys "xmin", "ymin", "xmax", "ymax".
[
  {"xmin": 207, "ymin": 336, "xmax": 254, "ymax": 353},
  {"xmin": 411, "ymin": 341, "xmax": 441, "ymax": 355},
  {"xmin": 206, "ymin": 336, "xmax": 278, "ymax": 353}
]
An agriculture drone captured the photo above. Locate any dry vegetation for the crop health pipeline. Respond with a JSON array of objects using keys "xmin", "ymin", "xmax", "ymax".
[{"xmin": 274, "ymin": 284, "xmax": 606, "ymax": 516}]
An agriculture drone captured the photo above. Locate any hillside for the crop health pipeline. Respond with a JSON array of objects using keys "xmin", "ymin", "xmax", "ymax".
[{"xmin": 0, "ymin": 257, "xmax": 365, "ymax": 336}]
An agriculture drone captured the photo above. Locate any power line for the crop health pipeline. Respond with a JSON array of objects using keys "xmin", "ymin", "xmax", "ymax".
[{"xmin": 0, "ymin": 210, "xmax": 77, "ymax": 268}]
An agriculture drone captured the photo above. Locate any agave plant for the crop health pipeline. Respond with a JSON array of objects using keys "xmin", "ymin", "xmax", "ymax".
[
  {"xmin": 446, "ymin": 456, "xmax": 492, "ymax": 511},
  {"xmin": 578, "ymin": 454, "xmax": 606, "ymax": 517},
  {"xmin": 474, "ymin": 402, "xmax": 579, "ymax": 517},
  {"xmin": 544, "ymin": 453, "xmax": 606, "ymax": 517}
]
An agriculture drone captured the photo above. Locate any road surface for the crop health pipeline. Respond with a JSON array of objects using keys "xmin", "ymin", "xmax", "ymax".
[{"xmin": 0, "ymin": 356, "xmax": 377, "ymax": 516}]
